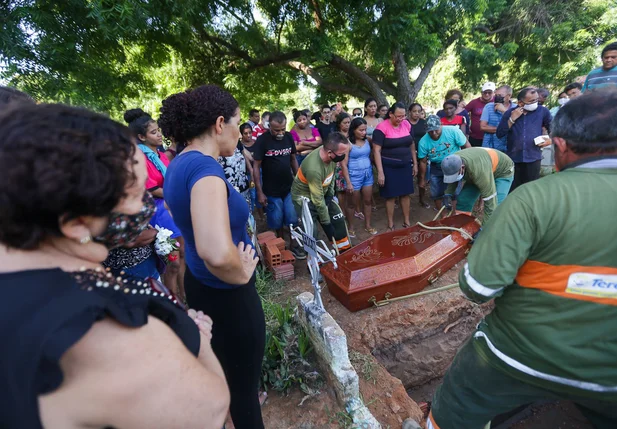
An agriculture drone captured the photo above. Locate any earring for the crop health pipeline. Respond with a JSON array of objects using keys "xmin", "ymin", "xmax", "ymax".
[{"xmin": 79, "ymin": 235, "xmax": 92, "ymax": 245}]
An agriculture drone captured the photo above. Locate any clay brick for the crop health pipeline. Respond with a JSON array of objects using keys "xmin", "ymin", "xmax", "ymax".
[
  {"xmin": 280, "ymin": 250, "xmax": 296, "ymax": 264},
  {"xmin": 266, "ymin": 244, "xmax": 281, "ymax": 267},
  {"xmin": 257, "ymin": 231, "xmax": 276, "ymax": 246},
  {"xmin": 268, "ymin": 237, "xmax": 286, "ymax": 252}
]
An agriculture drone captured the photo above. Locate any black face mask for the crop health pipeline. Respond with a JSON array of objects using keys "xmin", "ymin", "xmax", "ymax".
[
  {"xmin": 94, "ymin": 193, "xmax": 156, "ymax": 249},
  {"xmin": 330, "ymin": 152, "xmax": 346, "ymax": 163},
  {"xmin": 494, "ymin": 95, "xmax": 505, "ymax": 104}
]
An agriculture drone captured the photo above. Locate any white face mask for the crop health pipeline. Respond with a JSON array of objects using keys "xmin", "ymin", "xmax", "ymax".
[
  {"xmin": 523, "ymin": 102, "xmax": 538, "ymax": 112},
  {"xmin": 263, "ymin": 121, "xmax": 269, "ymax": 129},
  {"xmin": 455, "ymin": 173, "xmax": 464, "ymax": 182},
  {"xmin": 557, "ymin": 98, "xmax": 569, "ymax": 106}
]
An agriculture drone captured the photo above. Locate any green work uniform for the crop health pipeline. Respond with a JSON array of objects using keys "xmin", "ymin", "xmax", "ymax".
[
  {"xmin": 444, "ymin": 147, "xmax": 514, "ymax": 224},
  {"xmin": 429, "ymin": 158, "xmax": 617, "ymax": 429},
  {"xmin": 291, "ymin": 149, "xmax": 351, "ymax": 251}
]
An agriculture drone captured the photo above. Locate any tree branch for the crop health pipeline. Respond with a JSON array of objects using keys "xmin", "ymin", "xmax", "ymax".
[
  {"xmin": 309, "ymin": 0, "xmax": 324, "ymax": 31},
  {"xmin": 473, "ymin": 23, "xmax": 517, "ymax": 35},
  {"xmin": 287, "ymin": 60, "xmax": 372, "ymax": 100},
  {"xmin": 328, "ymin": 55, "xmax": 387, "ymax": 104}
]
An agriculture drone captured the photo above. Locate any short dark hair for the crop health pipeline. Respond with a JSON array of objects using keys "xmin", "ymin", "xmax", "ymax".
[
  {"xmin": 443, "ymin": 99, "xmax": 458, "ymax": 108},
  {"xmin": 552, "ymin": 91, "xmax": 617, "ymax": 154},
  {"xmin": 124, "ymin": 108, "xmax": 155, "ymax": 137},
  {"xmin": 388, "ymin": 101, "xmax": 407, "ymax": 115},
  {"xmin": 269, "ymin": 111, "xmax": 286, "ymax": 124},
  {"xmin": 352, "ymin": 108, "xmax": 363, "ymax": 115},
  {"xmin": 409, "ymin": 102, "xmax": 423, "ymax": 112},
  {"xmin": 335, "ymin": 112, "xmax": 351, "ymax": 131},
  {"xmin": 261, "ymin": 111, "xmax": 271, "ymax": 119},
  {"xmin": 377, "ymin": 104, "xmax": 387, "ymax": 111},
  {"xmin": 349, "ymin": 117, "xmax": 367, "ymax": 143},
  {"xmin": 239, "ymin": 123, "xmax": 252, "ymax": 134},
  {"xmin": 321, "ymin": 104, "xmax": 331, "ymax": 112},
  {"xmin": 0, "ymin": 103, "xmax": 137, "ymax": 249},
  {"xmin": 601, "ymin": 42, "xmax": 617, "ymax": 58},
  {"xmin": 0, "ymin": 86, "xmax": 34, "ymax": 109},
  {"xmin": 249, "ymin": 108, "xmax": 259, "ymax": 117},
  {"xmin": 159, "ymin": 85, "xmax": 239, "ymax": 143},
  {"xmin": 564, "ymin": 82, "xmax": 583, "ymax": 93},
  {"xmin": 445, "ymin": 89, "xmax": 464, "ymax": 101},
  {"xmin": 324, "ymin": 131, "xmax": 349, "ymax": 151},
  {"xmin": 517, "ymin": 87, "xmax": 537, "ymax": 101},
  {"xmin": 536, "ymin": 88, "xmax": 550, "ymax": 99},
  {"xmin": 558, "ymin": 91, "xmax": 567, "ymax": 98}
]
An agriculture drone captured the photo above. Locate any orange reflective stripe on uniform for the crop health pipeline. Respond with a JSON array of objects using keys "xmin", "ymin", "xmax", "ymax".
[
  {"xmin": 427, "ymin": 411, "xmax": 441, "ymax": 429},
  {"xmin": 516, "ymin": 260, "xmax": 617, "ymax": 306},
  {"xmin": 297, "ymin": 167, "xmax": 308, "ymax": 184},
  {"xmin": 335, "ymin": 236, "xmax": 351, "ymax": 251}
]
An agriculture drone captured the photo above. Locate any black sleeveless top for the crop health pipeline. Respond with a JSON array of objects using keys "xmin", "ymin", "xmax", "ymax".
[{"xmin": 0, "ymin": 268, "xmax": 200, "ymax": 429}]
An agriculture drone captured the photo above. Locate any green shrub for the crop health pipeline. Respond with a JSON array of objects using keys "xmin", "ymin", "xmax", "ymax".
[{"xmin": 256, "ymin": 268, "xmax": 322, "ymax": 394}]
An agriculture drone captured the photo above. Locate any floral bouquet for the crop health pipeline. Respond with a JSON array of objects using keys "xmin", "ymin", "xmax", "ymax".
[{"xmin": 154, "ymin": 225, "xmax": 180, "ymax": 264}]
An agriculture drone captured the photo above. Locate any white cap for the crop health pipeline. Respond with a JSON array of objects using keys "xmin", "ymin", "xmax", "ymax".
[{"xmin": 482, "ymin": 82, "xmax": 496, "ymax": 92}]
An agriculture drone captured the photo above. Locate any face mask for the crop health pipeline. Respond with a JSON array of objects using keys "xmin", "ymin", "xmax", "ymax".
[
  {"xmin": 94, "ymin": 193, "xmax": 156, "ymax": 249},
  {"xmin": 558, "ymin": 98, "xmax": 569, "ymax": 106},
  {"xmin": 523, "ymin": 102, "xmax": 538, "ymax": 112},
  {"xmin": 455, "ymin": 173, "xmax": 464, "ymax": 182},
  {"xmin": 263, "ymin": 121, "xmax": 269, "ymax": 129},
  {"xmin": 330, "ymin": 152, "xmax": 346, "ymax": 163}
]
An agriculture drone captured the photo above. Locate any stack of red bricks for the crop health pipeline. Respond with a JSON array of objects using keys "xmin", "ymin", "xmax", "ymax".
[{"xmin": 257, "ymin": 231, "xmax": 296, "ymax": 281}]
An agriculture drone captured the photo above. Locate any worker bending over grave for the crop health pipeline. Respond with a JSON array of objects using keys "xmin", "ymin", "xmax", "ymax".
[
  {"xmin": 427, "ymin": 91, "xmax": 617, "ymax": 429},
  {"xmin": 291, "ymin": 133, "xmax": 352, "ymax": 253},
  {"xmin": 441, "ymin": 147, "xmax": 514, "ymax": 224}
]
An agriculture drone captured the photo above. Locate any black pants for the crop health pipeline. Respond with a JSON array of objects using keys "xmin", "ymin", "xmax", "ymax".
[
  {"xmin": 510, "ymin": 160, "xmax": 541, "ymax": 193},
  {"xmin": 469, "ymin": 137, "xmax": 484, "ymax": 147},
  {"xmin": 185, "ymin": 269, "xmax": 266, "ymax": 429}
]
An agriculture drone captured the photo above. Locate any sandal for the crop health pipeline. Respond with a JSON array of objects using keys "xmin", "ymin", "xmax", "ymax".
[
  {"xmin": 372, "ymin": 206, "xmax": 378, "ymax": 212},
  {"xmin": 386, "ymin": 226, "xmax": 395, "ymax": 232},
  {"xmin": 419, "ymin": 201, "xmax": 431, "ymax": 209},
  {"xmin": 348, "ymin": 230, "xmax": 356, "ymax": 238},
  {"xmin": 354, "ymin": 211, "xmax": 365, "ymax": 220},
  {"xmin": 402, "ymin": 223, "xmax": 411, "ymax": 229},
  {"xmin": 365, "ymin": 227, "xmax": 378, "ymax": 235}
]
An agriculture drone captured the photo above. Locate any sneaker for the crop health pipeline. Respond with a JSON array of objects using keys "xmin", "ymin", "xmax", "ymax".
[{"xmin": 291, "ymin": 246, "xmax": 307, "ymax": 260}]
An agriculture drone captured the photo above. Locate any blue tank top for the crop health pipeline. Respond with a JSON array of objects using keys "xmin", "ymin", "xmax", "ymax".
[
  {"xmin": 348, "ymin": 140, "xmax": 372, "ymax": 172},
  {"xmin": 164, "ymin": 151, "xmax": 252, "ymax": 289}
]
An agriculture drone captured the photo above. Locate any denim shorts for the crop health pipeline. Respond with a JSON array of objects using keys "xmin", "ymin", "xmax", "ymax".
[
  {"xmin": 429, "ymin": 163, "xmax": 447, "ymax": 200},
  {"xmin": 349, "ymin": 167, "xmax": 374, "ymax": 191},
  {"xmin": 266, "ymin": 192, "xmax": 298, "ymax": 230}
]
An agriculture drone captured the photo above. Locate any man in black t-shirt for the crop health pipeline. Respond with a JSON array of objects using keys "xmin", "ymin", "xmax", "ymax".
[
  {"xmin": 316, "ymin": 104, "xmax": 336, "ymax": 141},
  {"xmin": 253, "ymin": 111, "xmax": 306, "ymax": 259}
]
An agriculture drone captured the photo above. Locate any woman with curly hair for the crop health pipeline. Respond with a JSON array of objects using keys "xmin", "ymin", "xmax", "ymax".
[
  {"xmin": 437, "ymin": 89, "xmax": 470, "ymax": 136},
  {"xmin": 160, "ymin": 85, "xmax": 264, "ymax": 429},
  {"xmin": 125, "ymin": 108, "xmax": 185, "ymax": 298},
  {"xmin": 0, "ymin": 100, "xmax": 229, "ymax": 428}
]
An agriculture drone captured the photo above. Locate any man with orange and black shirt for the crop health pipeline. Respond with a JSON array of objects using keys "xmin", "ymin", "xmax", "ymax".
[{"xmin": 427, "ymin": 91, "xmax": 617, "ymax": 429}]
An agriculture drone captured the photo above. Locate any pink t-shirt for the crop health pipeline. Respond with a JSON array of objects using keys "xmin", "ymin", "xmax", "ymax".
[
  {"xmin": 144, "ymin": 150, "xmax": 171, "ymax": 190},
  {"xmin": 290, "ymin": 126, "xmax": 321, "ymax": 143},
  {"xmin": 373, "ymin": 119, "xmax": 413, "ymax": 162}
]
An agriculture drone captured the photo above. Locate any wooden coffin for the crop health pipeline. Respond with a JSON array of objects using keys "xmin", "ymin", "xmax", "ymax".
[{"xmin": 320, "ymin": 214, "xmax": 481, "ymax": 312}]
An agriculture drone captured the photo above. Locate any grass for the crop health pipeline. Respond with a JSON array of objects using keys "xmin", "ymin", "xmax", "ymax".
[
  {"xmin": 256, "ymin": 267, "xmax": 322, "ymax": 395},
  {"xmin": 349, "ymin": 351, "xmax": 377, "ymax": 384}
]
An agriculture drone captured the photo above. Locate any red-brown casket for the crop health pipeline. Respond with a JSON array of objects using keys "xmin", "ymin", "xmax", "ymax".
[{"xmin": 320, "ymin": 214, "xmax": 481, "ymax": 312}]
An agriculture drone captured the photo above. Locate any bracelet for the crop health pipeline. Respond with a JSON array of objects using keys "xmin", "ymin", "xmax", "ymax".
[{"xmin": 509, "ymin": 118, "xmax": 516, "ymax": 125}]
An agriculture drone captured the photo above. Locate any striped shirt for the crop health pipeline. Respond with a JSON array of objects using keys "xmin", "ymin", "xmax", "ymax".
[
  {"xmin": 480, "ymin": 102, "xmax": 513, "ymax": 152},
  {"xmin": 582, "ymin": 65, "xmax": 617, "ymax": 92}
]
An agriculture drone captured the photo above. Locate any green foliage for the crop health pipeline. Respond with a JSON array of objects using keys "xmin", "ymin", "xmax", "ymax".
[
  {"xmin": 349, "ymin": 350, "xmax": 377, "ymax": 384},
  {"xmin": 256, "ymin": 268, "xmax": 322, "ymax": 394},
  {"xmin": 2, "ymin": 0, "xmax": 616, "ymax": 114}
]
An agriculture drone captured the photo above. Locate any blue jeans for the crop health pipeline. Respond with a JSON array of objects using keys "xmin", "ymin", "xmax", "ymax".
[
  {"xmin": 456, "ymin": 176, "xmax": 514, "ymax": 212},
  {"xmin": 430, "ymin": 163, "xmax": 447, "ymax": 200},
  {"xmin": 266, "ymin": 193, "xmax": 298, "ymax": 230}
]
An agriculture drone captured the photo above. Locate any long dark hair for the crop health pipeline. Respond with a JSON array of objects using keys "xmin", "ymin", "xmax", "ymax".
[
  {"xmin": 336, "ymin": 112, "xmax": 351, "ymax": 131},
  {"xmin": 349, "ymin": 117, "xmax": 367, "ymax": 143}
]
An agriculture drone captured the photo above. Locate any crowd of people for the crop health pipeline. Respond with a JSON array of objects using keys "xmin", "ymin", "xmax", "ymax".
[{"xmin": 0, "ymin": 41, "xmax": 616, "ymax": 429}]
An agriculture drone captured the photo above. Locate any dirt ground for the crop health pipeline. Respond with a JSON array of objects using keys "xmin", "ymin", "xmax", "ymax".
[{"xmin": 258, "ymin": 191, "xmax": 593, "ymax": 429}]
